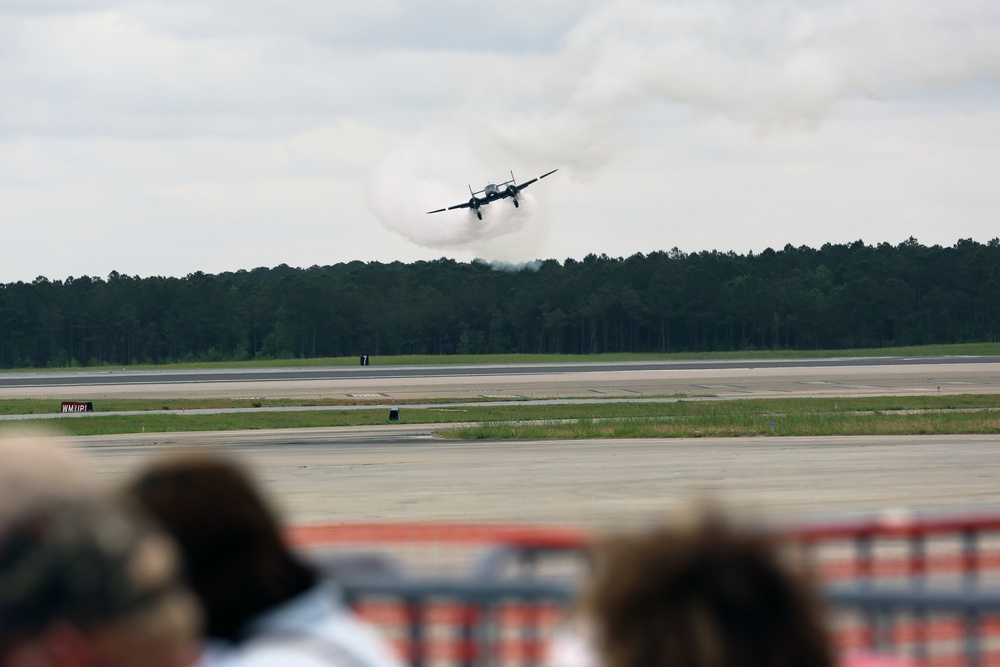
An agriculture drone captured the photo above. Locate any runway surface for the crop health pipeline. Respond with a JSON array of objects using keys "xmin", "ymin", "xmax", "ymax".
[
  {"xmin": 3, "ymin": 356, "xmax": 1000, "ymax": 400},
  {"xmin": 69, "ymin": 426, "xmax": 1000, "ymax": 529},
  {"xmin": 7, "ymin": 356, "xmax": 999, "ymax": 528}
]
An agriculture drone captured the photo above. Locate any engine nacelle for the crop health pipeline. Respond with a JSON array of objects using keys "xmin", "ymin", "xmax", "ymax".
[{"xmin": 470, "ymin": 197, "xmax": 483, "ymax": 219}]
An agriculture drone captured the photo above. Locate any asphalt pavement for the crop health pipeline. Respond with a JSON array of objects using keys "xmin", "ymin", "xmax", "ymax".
[
  {"xmin": 3, "ymin": 357, "xmax": 1000, "ymax": 401},
  {"xmin": 66, "ymin": 428, "xmax": 1000, "ymax": 528}
]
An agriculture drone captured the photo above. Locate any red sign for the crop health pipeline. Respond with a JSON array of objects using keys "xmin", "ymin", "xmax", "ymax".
[{"xmin": 60, "ymin": 401, "xmax": 93, "ymax": 413}]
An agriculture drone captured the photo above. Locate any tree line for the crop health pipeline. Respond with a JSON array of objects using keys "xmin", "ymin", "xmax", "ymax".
[{"xmin": 1, "ymin": 237, "xmax": 998, "ymax": 369}]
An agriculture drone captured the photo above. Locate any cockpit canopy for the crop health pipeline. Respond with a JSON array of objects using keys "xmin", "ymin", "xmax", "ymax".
[{"xmin": 484, "ymin": 183, "xmax": 499, "ymax": 196}]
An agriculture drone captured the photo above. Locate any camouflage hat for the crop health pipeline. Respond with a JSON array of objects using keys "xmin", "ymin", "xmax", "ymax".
[{"xmin": 0, "ymin": 496, "xmax": 185, "ymax": 646}]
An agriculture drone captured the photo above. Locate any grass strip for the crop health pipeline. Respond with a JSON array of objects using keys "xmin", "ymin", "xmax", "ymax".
[
  {"xmin": 2, "ymin": 395, "xmax": 998, "ymax": 438},
  {"xmin": 0, "ymin": 395, "xmax": 530, "ymax": 416},
  {"xmin": 2, "ymin": 393, "xmax": 995, "ymax": 418},
  {"xmin": 442, "ymin": 396, "xmax": 1000, "ymax": 439},
  {"xmin": 445, "ymin": 412, "xmax": 1000, "ymax": 440}
]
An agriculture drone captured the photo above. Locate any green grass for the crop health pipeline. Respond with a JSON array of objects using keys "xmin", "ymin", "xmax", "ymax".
[
  {"xmin": 2, "ymin": 342, "xmax": 998, "ymax": 374},
  {"xmin": 447, "ymin": 410, "xmax": 1000, "ymax": 440},
  {"xmin": 442, "ymin": 396, "xmax": 1000, "ymax": 439},
  {"xmin": 5, "ymin": 392, "xmax": 994, "ymax": 419},
  {"xmin": 0, "ymin": 395, "xmax": 521, "ymax": 416},
  {"xmin": 3, "ymin": 395, "xmax": 998, "ymax": 438},
  {"xmin": 0, "ymin": 406, "xmax": 489, "ymax": 437}
]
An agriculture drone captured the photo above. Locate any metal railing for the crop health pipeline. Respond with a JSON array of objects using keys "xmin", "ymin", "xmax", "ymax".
[{"xmin": 297, "ymin": 513, "xmax": 1000, "ymax": 667}]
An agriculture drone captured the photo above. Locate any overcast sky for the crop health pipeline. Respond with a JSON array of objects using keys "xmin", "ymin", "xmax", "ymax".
[{"xmin": 2, "ymin": 0, "xmax": 999, "ymax": 282}]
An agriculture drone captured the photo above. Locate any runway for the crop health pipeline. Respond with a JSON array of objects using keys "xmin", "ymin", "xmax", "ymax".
[
  {"xmin": 3, "ymin": 356, "xmax": 1000, "ymax": 400},
  {"xmin": 8, "ymin": 356, "xmax": 999, "ymax": 528},
  {"xmin": 70, "ymin": 426, "xmax": 1000, "ymax": 529}
]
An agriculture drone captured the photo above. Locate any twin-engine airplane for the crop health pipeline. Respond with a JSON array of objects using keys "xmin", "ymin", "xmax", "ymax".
[{"xmin": 426, "ymin": 168, "xmax": 558, "ymax": 220}]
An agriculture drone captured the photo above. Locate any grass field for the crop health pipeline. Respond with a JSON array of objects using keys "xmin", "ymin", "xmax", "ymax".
[
  {"xmin": 0, "ymin": 396, "xmax": 489, "ymax": 416},
  {"xmin": 445, "ymin": 405, "xmax": 1000, "ymax": 440},
  {"xmin": 2, "ymin": 342, "xmax": 998, "ymax": 374},
  {"xmin": 3, "ymin": 395, "xmax": 997, "ymax": 438}
]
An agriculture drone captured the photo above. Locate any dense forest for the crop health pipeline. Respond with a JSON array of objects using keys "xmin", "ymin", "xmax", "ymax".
[{"xmin": 1, "ymin": 238, "xmax": 998, "ymax": 369}]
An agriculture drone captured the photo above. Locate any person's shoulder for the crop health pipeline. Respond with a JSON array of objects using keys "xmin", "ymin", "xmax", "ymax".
[
  {"xmin": 237, "ymin": 581, "xmax": 404, "ymax": 667},
  {"xmin": 841, "ymin": 652, "xmax": 922, "ymax": 667},
  {"xmin": 239, "ymin": 632, "xmax": 402, "ymax": 667},
  {"xmin": 240, "ymin": 605, "xmax": 404, "ymax": 667},
  {"xmin": 194, "ymin": 642, "xmax": 241, "ymax": 667},
  {"xmin": 545, "ymin": 618, "xmax": 599, "ymax": 667},
  {"xmin": 239, "ymin": 643, "xmax": 333, "ymax": 667}
]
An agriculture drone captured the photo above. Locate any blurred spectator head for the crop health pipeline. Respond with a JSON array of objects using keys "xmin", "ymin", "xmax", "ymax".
[
  {"xmin": 0, "ymin": 496, "xmax": 200, "ymax": 667},
  {"xmin": 0, "ymin": 431, "xmax": 94, "ymax": 530},
  {"xmin": 128, "ymin": 454, "xmax": 317, "ymax": 642},
  {"xmin": 585, "ymin": 516, "xmax": 833, "ymax": 667}
]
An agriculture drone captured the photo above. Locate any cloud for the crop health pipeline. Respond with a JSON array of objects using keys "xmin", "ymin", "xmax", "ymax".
[
  {"xmin": 364, "ymin": 0, "xmax": 1000, "ymax": 258},
  {"xmin": 561, "ymin": 0, "xmax": 1000, "ymax": 124},
  {"xmin": 2, "ymin": 0, "xmax": 999, "ymax": 281},
  {"xmin": 0, "ymin": 3, "xmax": 479, "ymax": 140}
]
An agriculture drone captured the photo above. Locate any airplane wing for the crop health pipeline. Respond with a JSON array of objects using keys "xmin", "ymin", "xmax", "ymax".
[
  {"xmin": 426, "ymin": 202, "xmax": 472, "ymax": 214},
  {"xmin": 514, "ymin": 168, "xmax": 559, "ymax": 192}
]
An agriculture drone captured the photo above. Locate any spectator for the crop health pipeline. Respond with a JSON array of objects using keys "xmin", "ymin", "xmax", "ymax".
[
  {"xmin": 574, "ymin": 517, "xmax": 834, "ymax": 667},
  {"xmin": 0, "ymin": 431, "xmax": 200, "ymax": 667},
  {"xmin": 128, "ymin": 454, "xmax": 403, "ymax": 667},
  {"xmin": 0, "ymin": 497, "xmax": 201, "ymax": 667},
  {"xmin": 0, "ymin": 432, "xmax": 95, "ymax": 528}
]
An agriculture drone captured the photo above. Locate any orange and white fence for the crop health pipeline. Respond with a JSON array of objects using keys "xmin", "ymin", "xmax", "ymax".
[{"xmin": 289, "ymin": 515, "xmax": 1000, "ymax": 667}]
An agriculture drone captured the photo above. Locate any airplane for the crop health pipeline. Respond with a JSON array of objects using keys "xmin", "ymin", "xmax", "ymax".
[{"xmin": 426, "ymin": 168, "xmax": 558, "ymax": 220}]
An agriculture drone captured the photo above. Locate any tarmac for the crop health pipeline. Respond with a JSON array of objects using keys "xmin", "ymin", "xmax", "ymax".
[
  {"xmin": 67, "ymin": 426, "xmax": 1000, "ymax": 530},
  {"xmin": 5, "ymin": 357, "xmax": 998, "ymax": 528}
]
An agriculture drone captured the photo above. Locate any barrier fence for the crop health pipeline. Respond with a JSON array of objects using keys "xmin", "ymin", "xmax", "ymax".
[{"xmin": 290, "ymin": 514, "xmax": 1000, "ymax": 667}]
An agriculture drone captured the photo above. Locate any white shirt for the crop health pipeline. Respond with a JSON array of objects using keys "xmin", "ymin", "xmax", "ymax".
[{"xmin": 198, "ymin": 581, "xmax": 404, "ymax": 667}]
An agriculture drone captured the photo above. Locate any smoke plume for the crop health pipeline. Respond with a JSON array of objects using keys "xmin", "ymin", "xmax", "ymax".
[{"xmin": 366, "ymin": 0, "xmax": 1000, "ymax": 258}]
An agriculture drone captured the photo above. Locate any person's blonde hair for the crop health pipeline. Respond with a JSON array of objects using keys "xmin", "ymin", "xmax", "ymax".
[{"xmin": 0, "ymin": 430, "xmax": 95, "ymax": 529}]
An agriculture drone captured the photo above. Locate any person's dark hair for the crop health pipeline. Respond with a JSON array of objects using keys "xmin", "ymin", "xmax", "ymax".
[
  {"xmin": 584, "ymin": 518, "xmax": 833, "ymax": 667},
  {"xmin": 129, "ymin": 455, "xmax": 316, "ymax": 643}
]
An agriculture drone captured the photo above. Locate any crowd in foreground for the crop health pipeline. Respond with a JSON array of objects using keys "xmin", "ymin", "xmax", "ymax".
[{"xmin": 0, "ymin": 432, "xmax": 914, "ymax": 667}]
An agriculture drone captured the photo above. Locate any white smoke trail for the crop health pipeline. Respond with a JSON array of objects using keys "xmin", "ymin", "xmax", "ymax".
[
  {"xmin": 473, "ymin": 258, "xmax": 544, "ymax": 273},
  {"xmin": 365, "ymin": 121, "xmax": 555, "ymax": 260},
  {"xmin": 366, "ymin": 0, "xmax": 1000, "ymax": 256}
]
